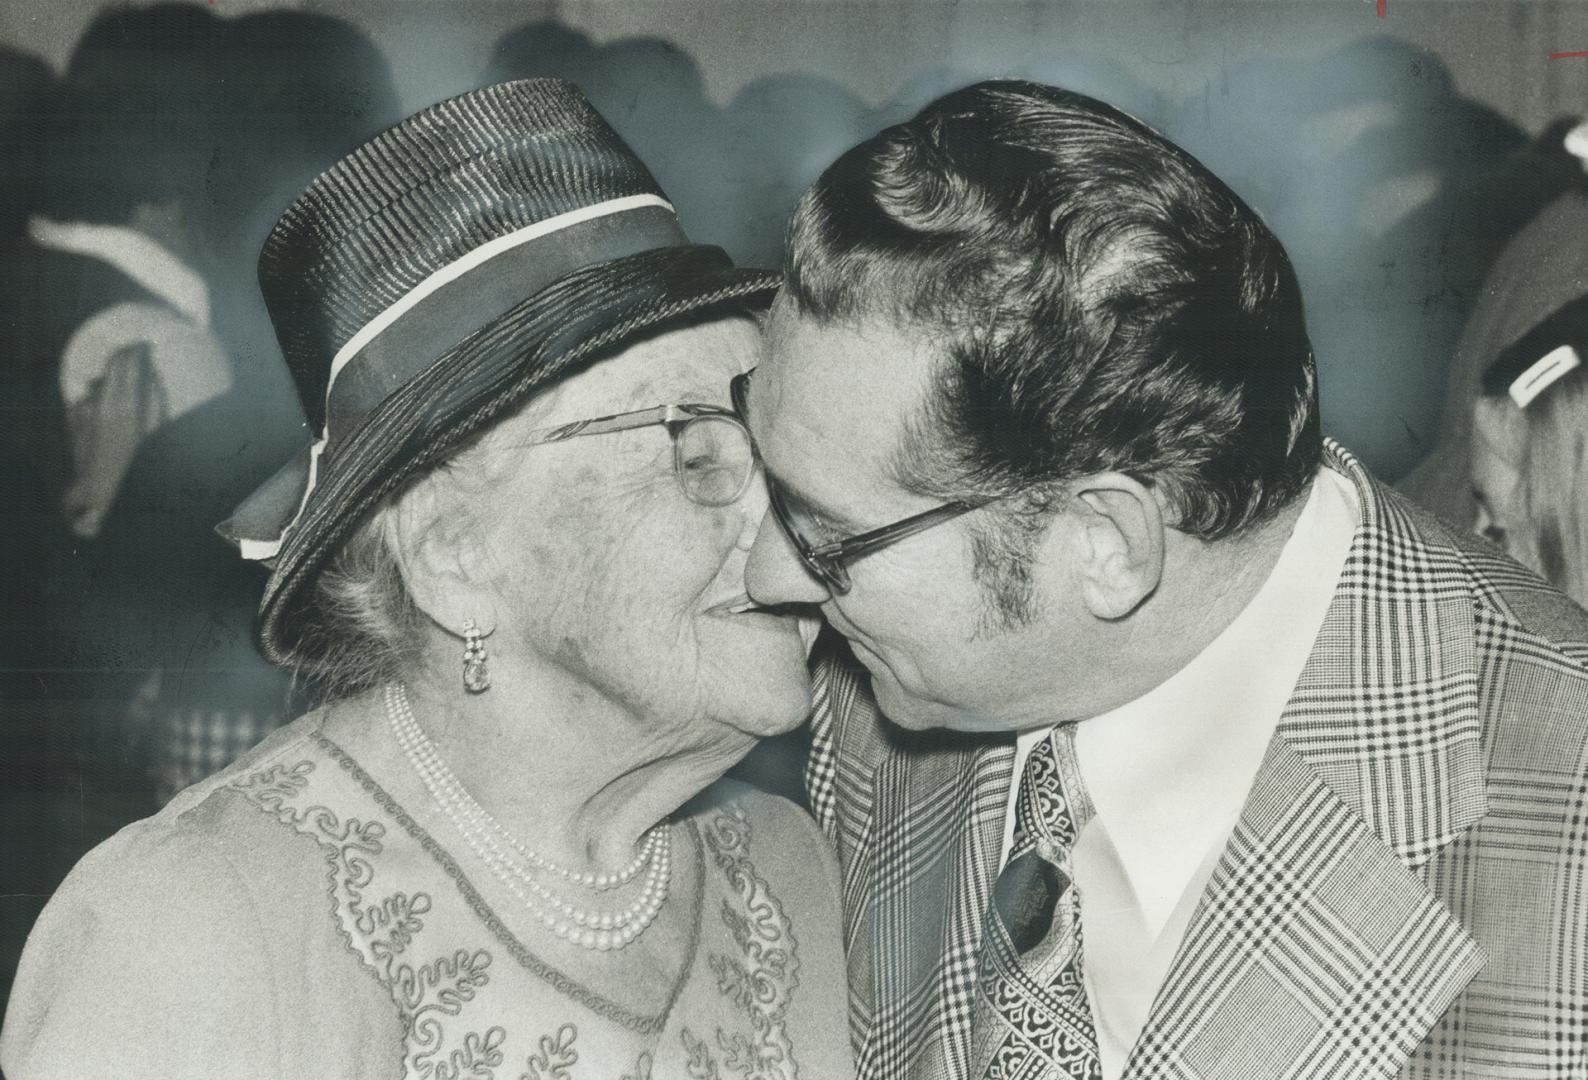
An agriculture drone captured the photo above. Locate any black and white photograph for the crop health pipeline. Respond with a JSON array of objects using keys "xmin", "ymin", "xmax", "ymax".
[{"xmin": 3, "ymin": 2, "xmax": 1588, "ymax": 1077}]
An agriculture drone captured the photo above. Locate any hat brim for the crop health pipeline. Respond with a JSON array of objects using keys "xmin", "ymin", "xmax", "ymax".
[{"xmin": 247, "ymin": 244, "xmax": 779, "ymax": 669}]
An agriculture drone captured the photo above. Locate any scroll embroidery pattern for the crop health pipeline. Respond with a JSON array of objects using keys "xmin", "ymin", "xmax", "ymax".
[
  {"xmin": 522, "ymin": 1023, "xmax": 579, "ymax": 1080},
  {"xmin": 233, "ymin": 758, "xmax": 498, "ymax": 1080},
  {"xmin": 234, "ymin": 754, "xmax": 811, "ymax": 1079},
  {"xmin": 688, "ymin": 804, "xmax": 803, "ymax": 1080}
]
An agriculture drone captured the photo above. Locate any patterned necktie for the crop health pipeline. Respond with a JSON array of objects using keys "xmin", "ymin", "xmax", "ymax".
[{"xmin": 971, "ymin": 726, "xmax": 1102, "ymax": 1080}]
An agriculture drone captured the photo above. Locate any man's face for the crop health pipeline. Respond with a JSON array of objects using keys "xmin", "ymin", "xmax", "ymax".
[{"xmin": 742, "ymin": 297, "xmax": 1082, "ymax": 733}]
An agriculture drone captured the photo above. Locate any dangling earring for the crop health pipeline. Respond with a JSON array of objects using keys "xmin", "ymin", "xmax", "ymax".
[{"xmin": 462, "ymin": 617, "xmax": 491, "ymax": 694}]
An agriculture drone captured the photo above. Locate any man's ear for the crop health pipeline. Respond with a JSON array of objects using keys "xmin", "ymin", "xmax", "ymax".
[
  {"xmin": 1064, "ymin": 473, "xmax": 1166, "ymax": 620},
  {"xmin": 384, "ymin": 476, "xmax": 495, "ymax": 636}
]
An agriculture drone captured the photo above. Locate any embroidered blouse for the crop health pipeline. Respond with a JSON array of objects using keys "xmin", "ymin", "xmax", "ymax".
[{"xmin": 0, "ymin": 713, "xmax": 853, "ymax": 1080}]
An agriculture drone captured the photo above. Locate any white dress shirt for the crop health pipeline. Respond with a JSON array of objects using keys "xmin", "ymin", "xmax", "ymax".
[{"xmin": 997, "ymin": 466, "xmax": 1361, "ymax": 1080}]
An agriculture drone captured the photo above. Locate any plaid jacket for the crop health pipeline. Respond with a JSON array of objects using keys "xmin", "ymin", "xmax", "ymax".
[{"xmin": 806, "ymin": 442, "xmax": 1588, "ymax": 1080}]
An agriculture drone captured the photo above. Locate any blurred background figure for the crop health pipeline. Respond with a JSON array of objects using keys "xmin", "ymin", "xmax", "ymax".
[
  {"xmin": 38, "ymin": 3, "xmax": 401, "ymax": 807},
  {"xmin": 29, "ymin": 214, "xmax": 231, "ymax": 544},
  {"xmin": 1183, "ymin": 37, "xmax": 1579, "ymax": 485},
  {"xmin": 0, "ymin": 37, "xmax": 69, "ymax": 1038},
  {"xmin": 1465, "ymin": 218, "xmax": 1588, "ymax": 604},
  {"xmin": 1, "ymin": 2, "xmax": 238, "ymax": 1023},
  {"xmin": 1471, "ymin": 299, "xmax": 1588, "ymax": 603},
  {"xmin": 40, "ymin": 3, "xmax": 257, "ymax": 817},
  {"xmin": 1401, "ymin": 137, "xmax": 1588, "ymax": 531},
  {"xmin": 0, "ymin": 0, "xmax": 399, "ymax": 1019}
]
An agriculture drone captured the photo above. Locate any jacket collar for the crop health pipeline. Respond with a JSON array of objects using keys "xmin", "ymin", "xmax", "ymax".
[
  {"xmin": 1121, "ymin": 440, "xmax": 1489, "ymax": 1078},
  {"xmin": 1278, "ymin": 440, "xmax": 1488, "ymax": 870}
]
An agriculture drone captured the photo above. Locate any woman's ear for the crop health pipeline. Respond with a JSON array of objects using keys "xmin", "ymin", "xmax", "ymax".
[
  {"xmin": 383, "ymin": 475, "xmax": 495, "ymax": 635},
  {"xmin": 1064, "ymin": 473, "xmax": 1166, "ymax": 620}
]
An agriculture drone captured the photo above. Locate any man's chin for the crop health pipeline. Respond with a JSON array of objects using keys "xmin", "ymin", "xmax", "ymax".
[
  {"xmin": 834, "ymin": 638, "xmax": 977, "ymax": 731},
  {"xmin": 860, "ymin": 660, "xmax": 1016, "ymax": 735},
  {"xmin": 864, "ymin": 666, "xmax": 962, "ymax": 733}
]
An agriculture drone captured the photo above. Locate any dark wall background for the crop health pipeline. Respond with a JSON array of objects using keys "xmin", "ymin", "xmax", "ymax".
[{"xmin": 5, "ymin": 0, "xmax": 1581, "ymax": 475}]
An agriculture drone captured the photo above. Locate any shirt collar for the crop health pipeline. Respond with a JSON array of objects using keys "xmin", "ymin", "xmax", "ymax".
[{"xmin": 1005, "ymin": 465, "xmax": 1360, "ymax": 934}]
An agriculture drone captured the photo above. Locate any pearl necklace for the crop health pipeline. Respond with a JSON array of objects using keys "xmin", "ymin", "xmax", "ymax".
[{"xmin": 385, "ymin": 683, "xmax": 671, "ymax": 951}]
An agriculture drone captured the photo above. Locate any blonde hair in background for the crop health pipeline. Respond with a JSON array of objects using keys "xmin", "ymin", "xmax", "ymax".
[{"xmin": 1516, "ymin": 369, "xmax": 1588, "ymax": 606}]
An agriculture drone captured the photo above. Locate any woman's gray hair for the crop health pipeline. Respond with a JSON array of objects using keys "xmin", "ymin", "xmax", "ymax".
[
  {"xmin": 296, "ymin": 418, "xmax": 523, "ymax": 698},
  {"xmin": 307, "ymin": 506, "xmax": 424, "ymax": 696}
]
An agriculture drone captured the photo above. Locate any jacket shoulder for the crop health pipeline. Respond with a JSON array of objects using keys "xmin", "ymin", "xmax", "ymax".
[{"xmin": 1394, "ymin": 488, "xmax": 1588, "ymax": 659}]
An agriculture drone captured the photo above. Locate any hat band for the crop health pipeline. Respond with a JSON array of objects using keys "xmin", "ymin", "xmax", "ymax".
[
  {"xmin": 239, "ymin": 195, "xmax": 687, "ymax": 561},
  {"xmin": 326, "ymin": 195, "xmax": 684, "ymax": 434}
]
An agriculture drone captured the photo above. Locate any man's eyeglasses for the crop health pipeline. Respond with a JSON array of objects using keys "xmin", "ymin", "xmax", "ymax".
[
  {"xmin": 731, "ymin": 368, "xmax": 987, "ymax": 595},
  {"xmin": 520, "ymin": 403, "xmax": 755, "ymax": 507}
]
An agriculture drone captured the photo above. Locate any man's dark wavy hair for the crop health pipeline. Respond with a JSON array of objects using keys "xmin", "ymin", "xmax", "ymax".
[{"xmin": 784, "ymin": 80, "xmax": 1321, "ymax": 561}]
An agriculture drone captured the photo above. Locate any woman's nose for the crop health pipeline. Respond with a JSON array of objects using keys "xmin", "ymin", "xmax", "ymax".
[{"xmin": 745, "ymin": 506, "xmax": 831, "ymax": 607}]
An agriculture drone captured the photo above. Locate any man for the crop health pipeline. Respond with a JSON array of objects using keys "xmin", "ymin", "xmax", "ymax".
[{"xmin": 738, "ymin": 80, "xmax": 1588, "ymax": 1080}]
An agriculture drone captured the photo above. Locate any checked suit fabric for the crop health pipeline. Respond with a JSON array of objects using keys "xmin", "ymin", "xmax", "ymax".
[
  {"xmin": 971, "ymin": 726, "xmax": 1102, "ymax": 1080},
  {"xmin": 809, "ymin": 442, "xmax": 1588, "ymax": 1079}
]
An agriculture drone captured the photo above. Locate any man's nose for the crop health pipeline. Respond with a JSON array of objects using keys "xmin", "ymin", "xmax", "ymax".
[
  {"xmin": 734, "ymin": 467, "xmax": 773, "ymax": 552},
  {"xmin": 745, "ymin": 508, "xmax": 832, "ymax": 607}
]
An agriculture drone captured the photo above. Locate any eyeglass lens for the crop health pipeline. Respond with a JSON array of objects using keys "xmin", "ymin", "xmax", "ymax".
[
  {"xmin": 766, "ymin": 481, "xmax": 850, "ymax": 592},
  {"xmin": 675, "ymin": 415, "xmax": 755, "ymax": 507}
]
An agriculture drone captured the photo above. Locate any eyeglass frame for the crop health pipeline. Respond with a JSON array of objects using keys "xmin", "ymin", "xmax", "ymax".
[
  {"xmin": 518, "ymin": 402, "xmax": 755, "ymax": 507},
  {"xmin": 731, "ymin": 368, "xmax": 993, "ymax": 595}
]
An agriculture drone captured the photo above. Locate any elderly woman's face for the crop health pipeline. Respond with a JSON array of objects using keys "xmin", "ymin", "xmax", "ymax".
[{"xmin": 474, "ymin": 314, "xmax": 812, "ymax": 748}]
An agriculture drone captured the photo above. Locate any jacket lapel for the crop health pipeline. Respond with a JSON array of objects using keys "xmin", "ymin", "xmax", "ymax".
[
  {"xmin": 1123, "ymin": 736, "xmax": 1485, "ymax": 1080},
  {"xmin": 1124, "ymin": 444, "xmax": 1490, "ymax": 1079},
  {"xmin": 856, "ymin": 726, "xmax": 1015, "ymax": 1080}
]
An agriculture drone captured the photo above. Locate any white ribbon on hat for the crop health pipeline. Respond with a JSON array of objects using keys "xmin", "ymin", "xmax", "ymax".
[
  {"xmin": 1565, "ymin": 121, "xmax": 1588, "ymax": 172},
  {"xmin": 240, "ymin": 192, "xmax": 676, "ymax": 562},
  {"xmin": 325, "ymin": 193, "xmax": 674, "ymax": 397},
  {"xmin": 1509, "ymin": 343, "xmax": 1582, "ymax": 409}
]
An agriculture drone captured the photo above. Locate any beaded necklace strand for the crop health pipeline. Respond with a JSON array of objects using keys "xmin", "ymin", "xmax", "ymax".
[{"xmin": 385, "ymin": 682, "xmax": 671, "ymax": 951}]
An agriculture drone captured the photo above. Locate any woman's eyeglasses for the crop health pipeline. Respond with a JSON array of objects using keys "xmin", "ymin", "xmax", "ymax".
[
  {"xmin": 730, "ymin": 368, "xmax": 989, "ymax": 596},
  {"xmin": 519, "ymin": 403, "xmax": 755, "ymax": 507}
]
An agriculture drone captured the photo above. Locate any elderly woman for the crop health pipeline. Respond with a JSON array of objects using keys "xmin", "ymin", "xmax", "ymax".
[{"xmin": 1, "ymin": 81, "xmax": 850, "ymax": 1079}]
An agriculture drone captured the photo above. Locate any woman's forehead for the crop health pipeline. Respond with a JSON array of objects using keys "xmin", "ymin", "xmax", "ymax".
[
  {"xmin": 469, "ymin": 314, "xmax": 761, "ymax": 467},
  {"xmin": 548, "ymin": 315, "xmax": 761, "ymax": 415}
]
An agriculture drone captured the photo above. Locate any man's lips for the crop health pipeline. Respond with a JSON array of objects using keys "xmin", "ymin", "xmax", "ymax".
[{"xmin": 706, "ymin": 596, "xmax": 825, "ymax": 654}]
